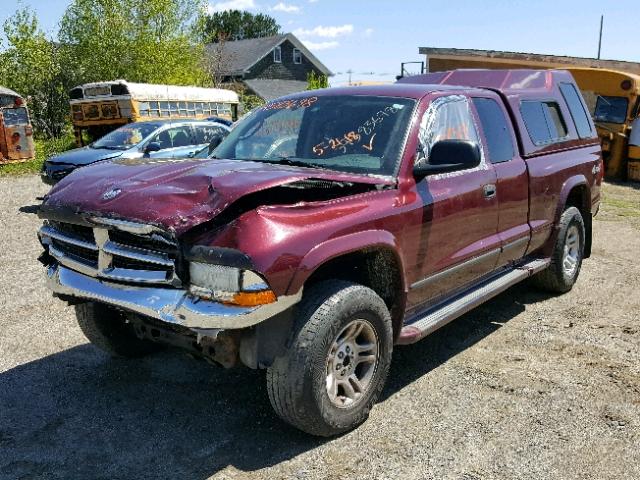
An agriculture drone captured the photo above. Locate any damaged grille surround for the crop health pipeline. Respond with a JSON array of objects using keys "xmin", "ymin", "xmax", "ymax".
[
  {"xmin": 39, "ymin": 219, "xmax": 181, "ymax": 287},
  {"xmin": 38, "ymin": 216, "xmax": 304, "ymax": 330}
]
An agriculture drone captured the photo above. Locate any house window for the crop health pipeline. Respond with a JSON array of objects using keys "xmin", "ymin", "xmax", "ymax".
[
  {"xmin": 293, "ymin": 48, "xmax": 302, "ymax": 64},
  {"xmin": 273, "ymin": 46, "xmax": 282, "ymax": 63}
]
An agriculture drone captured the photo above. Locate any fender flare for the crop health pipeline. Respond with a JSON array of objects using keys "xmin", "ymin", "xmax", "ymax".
[
  {"xmin": 555, "ymin": 175, "xmax": 590, "ymax": 223},
  {"xmin": 544, "ymin": 174, "xmax": 591, "ymax": 257},
  {"xmin": 286, "ymin": 229, "xmax": 407, "ymax": 296}
]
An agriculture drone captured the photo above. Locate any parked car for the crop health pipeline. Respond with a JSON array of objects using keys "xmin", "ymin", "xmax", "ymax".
[
  {"xmin": 40, "ymin": 120, "xmax": 231, "ymax": 184},
  {"xmin": 37, "ymin": 69, "xmax": 603, "ymax": 436}
]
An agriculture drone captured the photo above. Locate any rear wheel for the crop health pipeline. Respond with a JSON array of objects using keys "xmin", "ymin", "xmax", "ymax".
[
  {"xmin": 532, "ymin": 206, "xmax": 585, "ymax": 293},
  {"xmin": 75, "ymin": 302, "xmax": 162, "ymax": 357},
  {"xmin": 266, "ymin": 280, "xmax": 393, "ymax": 436}
]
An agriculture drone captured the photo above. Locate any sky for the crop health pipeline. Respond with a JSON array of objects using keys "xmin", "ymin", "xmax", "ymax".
[{"xmin": 2, "ymin": 0, "xmax": 639, "ymax": 85}]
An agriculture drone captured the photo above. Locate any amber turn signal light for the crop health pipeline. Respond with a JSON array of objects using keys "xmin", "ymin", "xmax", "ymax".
[{"xmin": 227, "ymin": 290, "xmax": 277, "ymax": 307}]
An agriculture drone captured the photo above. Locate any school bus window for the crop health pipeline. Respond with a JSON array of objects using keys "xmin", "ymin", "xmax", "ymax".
[
  {"xmin": 196, "ymin": 103, "xmax": 204, "ymax": 114},
  {"xmin": 3, "ymin": 107, "xmax": 29, "ymax": 126},
  {"xmin": 188, "ymin": 102, "xmax": 196, "ymax": 112},
  {"xmin": 594, "ymin": 96, "xmax": 628, "ymax": 124}
]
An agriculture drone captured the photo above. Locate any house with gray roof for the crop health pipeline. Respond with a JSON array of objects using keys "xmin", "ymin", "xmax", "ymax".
[{"xmin": 206, "ymin": 33, "xmax": 332, "ymax": 101}]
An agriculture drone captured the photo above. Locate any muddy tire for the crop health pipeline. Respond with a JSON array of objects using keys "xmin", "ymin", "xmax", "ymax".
[
  {"xmin": 532, "ymin": 206, "xmax": 585, "ymax": 293},
  {"xmin": 75, "ymin": 302, "xmax": 162, "ymax": 358},
  {"xmin": 266, "ymin": 280, "xmax": 393, "ymax": 437}
]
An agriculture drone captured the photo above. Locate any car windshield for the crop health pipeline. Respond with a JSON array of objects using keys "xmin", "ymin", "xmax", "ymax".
[
  {"xmin": 213, "ymin": 95, "xmax": 416, "ymax": 176},
  {"xmin": 91, "ymin": 123, "xmax": 160, "ymax": 150}
]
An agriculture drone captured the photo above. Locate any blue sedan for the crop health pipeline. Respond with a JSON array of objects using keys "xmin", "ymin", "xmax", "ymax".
[{"xmin": 41, "ymin": 120, "xmax": 230, "ymax": 184}]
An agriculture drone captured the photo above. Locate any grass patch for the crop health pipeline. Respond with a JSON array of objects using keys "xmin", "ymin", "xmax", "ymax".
[
  {"xmin": 0, "ymin": 133, "xmax": 76, "ymax": 177},
  {"xmin": 601, "ymin": 183, "xmax": 640, "ymax": 222}
]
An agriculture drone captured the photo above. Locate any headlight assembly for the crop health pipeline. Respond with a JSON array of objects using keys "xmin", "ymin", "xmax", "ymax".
[{"xmin": 189, "ymin": 262, "xmax": 276, "ymax": 306}]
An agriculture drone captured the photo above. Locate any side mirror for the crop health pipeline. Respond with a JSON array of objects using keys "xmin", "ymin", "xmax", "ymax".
[
  {"xmin": 413, "ymin": 139, "xmax": 481, "ymax": 177},
  {"xmin": 143, "ymin": 142, "xmax": 161, "ymax": 154}
]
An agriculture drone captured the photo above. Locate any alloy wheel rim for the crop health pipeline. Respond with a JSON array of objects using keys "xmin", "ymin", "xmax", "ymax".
[
  {"xmin": 325, "ymin": 319, "xmax": 379, "ymax": 408},
  {"xmin": 563, "ymin": 225, "xmax": 580, "ymax": 277}
]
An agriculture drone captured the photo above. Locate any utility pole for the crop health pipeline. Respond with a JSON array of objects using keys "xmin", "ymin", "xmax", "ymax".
[
  {"xmin": 346, "ymin": 69, "xmax": 353, "ymax": 86},
  {"xmin": 597, "ymin": 14, "xmax": 604, "ymax": 59}
]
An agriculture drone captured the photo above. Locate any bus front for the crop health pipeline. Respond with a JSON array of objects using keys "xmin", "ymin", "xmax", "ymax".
[{"xmin": 0, "ymin": 94, "xmax": 35, "ymax": 163}]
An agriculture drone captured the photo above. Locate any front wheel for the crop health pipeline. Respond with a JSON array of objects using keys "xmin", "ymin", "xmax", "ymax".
[
  {"xmin": 266, "ymin": 280, "xmax": 393, "ymax": 436},
  {"xmin": 532, "ymin": 206, "xmax": 585, "ymax": 293}
]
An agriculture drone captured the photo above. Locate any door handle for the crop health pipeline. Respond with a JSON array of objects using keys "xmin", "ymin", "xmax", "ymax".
[{"xmin": 483, "ymin": 184, "xmax": 497, "ymax": 199}]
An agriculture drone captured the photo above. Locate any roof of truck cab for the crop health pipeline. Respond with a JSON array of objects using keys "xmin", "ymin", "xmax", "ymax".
[
  {"xmin": 271, "ymin": 83, "xmax": 477, "ymax": 101},
  {"xmin": 397, "ymin": 69, "xmax": 576, "ymax": 94}
]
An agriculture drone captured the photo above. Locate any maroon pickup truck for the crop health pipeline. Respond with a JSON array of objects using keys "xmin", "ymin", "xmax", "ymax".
[{"xmin": 37, "ymin": 69, "xmax": 603, "ymax": 436}]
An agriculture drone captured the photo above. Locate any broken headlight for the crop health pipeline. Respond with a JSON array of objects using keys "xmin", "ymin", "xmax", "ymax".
[{"xmin": 188, "ymin": 262, "xmax": 276, "ymax": 306}]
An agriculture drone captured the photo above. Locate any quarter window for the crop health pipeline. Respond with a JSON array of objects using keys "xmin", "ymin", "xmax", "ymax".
[
  {"xmin": 559, "ymin": 83, "xmax": 593, "ymax": 138},
  {"xmin": 520, "ymin": 100, "xmax": 568, "ymax": 145},
  {"xmin": 293, "ymin": 48, "xmax": 302, "ymax": 64},
  {"xmin": 273, "ymin": 46, "xmax": 282, "ymax": 63},
  {"xmin": 472, "ymin": 97, "xmax": 515, "ymax": 163}
]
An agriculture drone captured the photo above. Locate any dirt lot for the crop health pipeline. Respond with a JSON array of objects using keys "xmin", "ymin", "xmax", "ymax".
[{"xmin": 1, "ymin": 175, "xmax": 638, "ymax": 480}]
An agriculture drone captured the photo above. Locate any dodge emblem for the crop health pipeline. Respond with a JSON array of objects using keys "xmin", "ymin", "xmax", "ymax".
[{"xmin": 102, "ymin": 187, "xmax": 122, "ymax": 200}]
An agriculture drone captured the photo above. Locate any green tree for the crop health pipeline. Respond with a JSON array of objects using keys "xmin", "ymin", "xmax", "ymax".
[
  {"xmin": 58, "ymin": 0, "xmax": 209, "ymax": 86},
  {"xmin": 306, "ymin": 71, "xmax": 329, "ymax": 90},
  {"xmin": 202, "ymin": 10, "xmax": 280, "ymax": 43},
  {"xmin": 0, "ymin": 6, "xmax": 69, "ymax": 136}
]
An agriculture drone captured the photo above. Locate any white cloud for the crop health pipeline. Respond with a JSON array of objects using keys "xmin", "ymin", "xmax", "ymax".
[
  {"xmin": 294, "ymin": 24, "xmax": 353, "ymax": 38},
  {"xmin": 308, "ymin": 0, "xmax": 319, "ymax": 2},
  {"xmin": 271, "ymin": 2, "xmax": 301, "ymax": 13},
  {"xmin": 363, "ymin": 28, "xmax": 374, "ymax": 38},
  {"xmin": 208, "ymin": 0, "xmax": 256, "ymax": 13},
  {"xmin": 302, "ymin": 40, "xmax": 339, "ymax": 50}
]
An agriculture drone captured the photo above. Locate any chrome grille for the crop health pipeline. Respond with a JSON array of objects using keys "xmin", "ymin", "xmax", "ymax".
[{"xmin": 39, "ymin": 222, "xmax": 180, "ymax": 286}]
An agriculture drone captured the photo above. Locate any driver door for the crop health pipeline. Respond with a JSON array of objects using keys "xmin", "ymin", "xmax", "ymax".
[{"xmin": 406, "ymin": 95, "xmax": 500, "ymax": 310}]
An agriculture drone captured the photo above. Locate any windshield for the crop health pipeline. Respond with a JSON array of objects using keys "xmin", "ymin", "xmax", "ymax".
[
  {"xmin": 2, "ymin": 107, "xmax": 29, "ymax": 126},
  {"xmin": 213, "ymin": 95, "xmax": 416, "ymax": 176},
  {"xmin": 594, "ymin": 96, "xmax": 628, "ymax": 124},
  {"xmin": 91, "ymin": 123, "xmax": 160, "ymax": 150}
]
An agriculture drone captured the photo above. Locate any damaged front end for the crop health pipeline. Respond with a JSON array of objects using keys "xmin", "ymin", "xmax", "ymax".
[
  {"xmin": 37, "ymin": 154, "xmax": 395, "ymax": 368},
  {"xmin": 37, "ymin": 211, "xmax": 302, "ymax": 368}
]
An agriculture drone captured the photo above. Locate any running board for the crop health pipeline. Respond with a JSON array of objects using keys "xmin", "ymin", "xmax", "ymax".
[{"xmin": 397, "ymin": 258, "xmax": 550, "ymax": 345}]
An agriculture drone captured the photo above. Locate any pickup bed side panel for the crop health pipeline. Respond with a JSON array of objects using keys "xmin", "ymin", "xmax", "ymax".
[{"xmin": 524, "ymin": 145, "xmax": 600, "ymax": 256}]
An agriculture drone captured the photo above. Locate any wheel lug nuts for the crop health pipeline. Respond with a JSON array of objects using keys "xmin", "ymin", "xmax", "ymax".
[
  {"xmin": 338, "ymin": 352, "xmax": 344, "ymax": 359},
  {"xmin": 336, "ymin": 363, "xmax": 341, "ymax": 370},
  {"xmin": 346, "ymin": 346, "xmax": 350, "ymax": 353}
]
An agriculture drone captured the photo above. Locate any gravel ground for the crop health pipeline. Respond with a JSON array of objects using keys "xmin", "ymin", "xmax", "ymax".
[{"xmin": 1, "ymin": 175, "xmax": 638, "ymax": 480}]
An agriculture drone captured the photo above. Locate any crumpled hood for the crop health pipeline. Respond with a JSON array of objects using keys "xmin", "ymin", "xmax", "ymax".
[
  {"xmin": 42, "ymin": 157, "xmax": 392, "ymax": 235},
  {"xmin": 47, "ymin": 146, "xmax": 123, "ymax": 166}
]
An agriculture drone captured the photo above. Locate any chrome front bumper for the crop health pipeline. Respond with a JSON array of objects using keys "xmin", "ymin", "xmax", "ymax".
[{"xmin": 47, "ymin": 264, "xmax": 302, "ymax": 330}]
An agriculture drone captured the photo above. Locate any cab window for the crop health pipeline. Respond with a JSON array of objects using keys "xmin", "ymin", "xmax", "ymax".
[
  {"xmin": 418, "ymin": 95, "xmax": 480, "ymax": 163},
  {"xmin": 472, "ymin": 97, "xmax": 514, "ymax": 163}
]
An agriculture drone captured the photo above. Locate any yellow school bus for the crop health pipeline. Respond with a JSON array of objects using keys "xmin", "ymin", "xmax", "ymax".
[
  {"xmin": 566, "ymin": 68, "xmax": 640, "ymax": 180},
  {"xmin": 0, "ymin": 86, "xmax": 35, "ymax": 164},
  {"xmin": 69, "ymin": 80, "xmax": 240, "ymax": 146}
]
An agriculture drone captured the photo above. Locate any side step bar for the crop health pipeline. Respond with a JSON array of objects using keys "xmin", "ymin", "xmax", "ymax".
[{"xmin": 397, "ymin": 258, "xmax": 550, "ymax": 345}]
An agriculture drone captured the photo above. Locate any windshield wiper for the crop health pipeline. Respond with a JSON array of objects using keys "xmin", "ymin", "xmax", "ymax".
[
  {"xmin": 91, "ymin": 145, "xmax": 124, "ymax": 150},
  {"xmin": 260, "ymin": 157, "xmax": 329, "ymax": 170}
]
